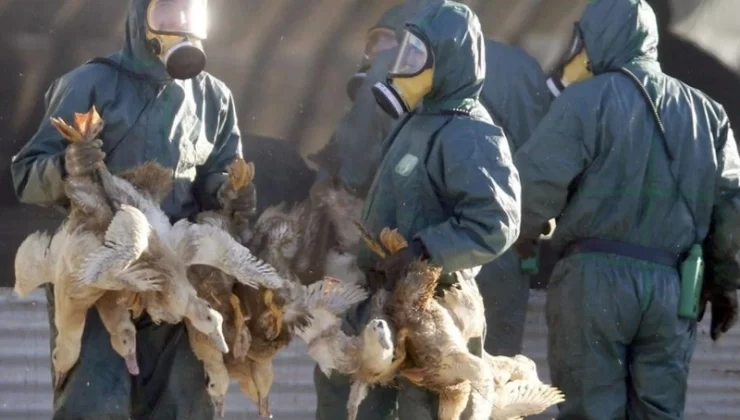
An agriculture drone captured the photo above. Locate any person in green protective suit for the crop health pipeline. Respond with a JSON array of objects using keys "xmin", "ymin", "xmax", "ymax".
[
  {"xmin": 513, "ymin": 0, "xmax": 740, "ymax": 418},
  {"xmin": 475, "ymin": 23, "xmax": 552, "ymax": 357},
  {"xmin": 309, "ymin": 5, "xmax": 405, "ymax": 196},
  {"xmin": 310, "ymin": 0, "xmax": 550, "ymax": 359},
  {"xmin": 10, "ymin": 1, "xmax": 253, "ymax": 419},
  {"xmin": 316, "ymin": 2, "xmax": 521, "ymax": 419}
]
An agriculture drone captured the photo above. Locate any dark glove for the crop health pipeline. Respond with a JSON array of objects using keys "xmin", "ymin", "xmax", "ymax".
[
  {"xmin": 514, "ymin": 222, "xmax": 552, "ymax": 258},
  {"xmin": 219, "ymin": 182, "xmax": 257, "ymax": 219},
  {"xmin": 64, "ymin": 139, "xmax": 105, "ymax": 178},
  {"xmin": 375, "ymin": 238, "xmax": 428, "ymax": 290},
  {"xmin": 699, "ymin": 285, "xmax": 739, "ymax": 341},
  {"xmin": 230, "ymin": 183, "xmax": 257, "ymax": 219}
]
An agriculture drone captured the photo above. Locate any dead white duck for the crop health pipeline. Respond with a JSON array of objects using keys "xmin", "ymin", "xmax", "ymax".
[
  {"xmin": 486, "ymin": 354, "xmax": 565, "ymax": 420},
  {"xmin": 13, "ymin": 108, "xmax": 171, "ymax": 388},
  {"xmin": 46, "ymin": 107, "xmax": 288, "ymax": 355},
  {"xmin": 292, "ymin": 285, "xmax": 408, "ymax": 420}
]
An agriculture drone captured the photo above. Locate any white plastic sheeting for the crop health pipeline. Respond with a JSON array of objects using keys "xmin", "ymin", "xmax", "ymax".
[{"xmin": 0, "ymin": 288, "xmax": 738, "ymax": 419}]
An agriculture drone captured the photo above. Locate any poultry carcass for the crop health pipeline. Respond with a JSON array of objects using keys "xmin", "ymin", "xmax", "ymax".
[
  {"xmin": 485, "ymin": 354, "xmax": 564, "ymax": 420},
  {"xmin": 295, "ymin": 285, "xmax": 410, "ymax": 420},
  {"xmin": 436, "ymin": 278, "xmax": 565, "ymax": 419},
  {"xmin": 234, "ymin": 277, "xmax": 369, "ymax": 418},
  {"xmin": 13, "ymin": 108, "xmax": 171, "ymax": 388},
  {"xmin": 53, "ymin": 112, "xmax": 225, "ymax": 349},
  {"xmin": 249, "ymin": 176, "xmax": 365, "ymax": 288},
  {"xmin": 95, "ymin": 291, "xmax": 139, "ymax": 375},
  {"xmin": 183, "ymin": 158, "xmax": 258, "ymax": 416},
  {"xmin": 12, "ymin": 213, "xmax": 157, "ymax": 388},
  {"xmin": 312, "ymin": 178, "xmax": 365, "ymax": 287},
  {"xmin": 196, "ymin": 157, "xmax": 256, "ymax": 242},
  {"xmin": 183, "ymin": 267, "xmax": 252, "ymax": 417},
  {"xmin": 224, "ymin": 353, "xmax": 274, "ymax": 419},
  {"xmin": 64, "ymin": 107, "xmax": 289, "ymax": 355},
  {"xmin": 358, "ymin": 226, "xmax": 495, "ymax": 420}
]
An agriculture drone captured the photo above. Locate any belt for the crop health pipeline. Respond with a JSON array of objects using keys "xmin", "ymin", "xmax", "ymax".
[{"xmin": 563, "ymin": 238, "xmax": 682, "ymax": 267}]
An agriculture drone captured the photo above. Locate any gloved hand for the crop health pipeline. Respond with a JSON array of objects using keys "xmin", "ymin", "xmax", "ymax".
[
  {"xmin": 219, "ymin": 182, "xmax": 257, "ymax": 219},
  {"xmin": 514, "ymin": 221, "xmax": 554, "ymax": 258},
  {"xmin": 699, "ymin": 285, "xmax": 739, "ymax": 341},
  {"xmin": 230, "ymin": 183, "xmax": 257, "ymax": 219},
  {"xmin": 64, "ymin": 139, "xmax": 105, "ymax": 178},
  {"xmin": 375, "ymin": 238, "xmax": 428, "ymax": 290}
]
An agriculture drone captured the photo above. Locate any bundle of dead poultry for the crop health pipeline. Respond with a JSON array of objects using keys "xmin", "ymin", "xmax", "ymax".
[
  {"xmin": 13, "ymin": 106, "xmax": 367, "ymax": 418},
  {"xmin": 294, "ymin": 225, "xmax": 566, "ymax": 420}
]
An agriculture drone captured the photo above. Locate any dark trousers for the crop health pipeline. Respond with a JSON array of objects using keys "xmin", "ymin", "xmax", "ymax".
[{"xmin": 476, "ymin": 250, "xmax": 530, "ymax": 356}]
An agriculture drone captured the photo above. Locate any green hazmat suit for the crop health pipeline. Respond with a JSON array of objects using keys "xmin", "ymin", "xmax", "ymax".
[
  {"xmin": 476, "ymin": 37, "xmax": 551, "ymax": 357},
  {"xmin": 311, "ymin": 48, "xmax": 398, "ymax": 197},
  {"xmin": 316, "ymin": 2, "xmax": 521, "ymax": 420},
  {"xmin": 309, "ymin": 5, "xmax": 403, "ymax": 197},
  {"xmin": 310, "ymin": 1, "xmax": 549, "ymax": 360},
  {"xmin": 10, "ymin": 0, "xmax": 242, "ymax": 418},
  {"xmin": 513, "ymin": 0, "xmax": 740, "ymax": 418}
]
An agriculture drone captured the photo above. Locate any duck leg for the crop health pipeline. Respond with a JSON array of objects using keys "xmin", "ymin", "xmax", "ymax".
[
  {"xmin": 229, "ymin": 293, "xmax": 251, "ymax": 359},
  {"xmin": 261, "ymin": 289, "xmax": 283, "ymax": 340}
]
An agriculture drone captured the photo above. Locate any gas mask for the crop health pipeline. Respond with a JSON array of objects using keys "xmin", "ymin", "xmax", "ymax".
[
  {"xmin": 146, "ymin": 0, "xmax": 208, "ymax": 80},
  {"xmin": 546, "ymin": 22, "xmax": 593, "ymax": 97},
  {"xmin": 372, "ymin": 28, "xmax": 433, "ymax": 119},
  {"xmin": 346, "ymin": 27, "xmax": 399, "ymax": 101}
]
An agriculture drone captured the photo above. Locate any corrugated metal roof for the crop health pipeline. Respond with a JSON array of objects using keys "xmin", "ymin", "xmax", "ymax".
[{"xmin": 0, "ymin": 288, "xmax": 738, "ymax": 419}]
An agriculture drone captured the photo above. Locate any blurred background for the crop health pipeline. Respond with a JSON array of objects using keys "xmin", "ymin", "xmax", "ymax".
[{"xmin": 0, "ymin": 1, "xmax": 739, "ymax": 418}]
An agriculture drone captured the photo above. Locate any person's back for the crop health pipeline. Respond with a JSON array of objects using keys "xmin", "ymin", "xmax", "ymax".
[
  {"xmin": 513, "ymin": 0, "xmax": 740, "ymax": 418},
  {"xmin": 10, "ymin": 1, "xmax": 251, "ymax": 418},
  {"xmin": 526, "ymin": 3, "xmax": 726, "ymax": 254},
  {"xmin": 481, "ymin": 40, "xmax": 551, "ymax": 152},
  {"xmin": 548, "ymin": 69, "xmax": 727, "ymax": 252}
]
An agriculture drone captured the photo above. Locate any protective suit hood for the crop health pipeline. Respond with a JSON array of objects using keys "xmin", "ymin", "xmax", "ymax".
[
  {"xmin": 397, "ymin": 0, "xmax": 445, "ymax": 36},
  {"xmin": 373, "ymin": 4, "xmax": 405, "ymax": 34},
  {"xmin": 408, "ymin": 1, "xmax": 485, "ymax": 112},
  {"xmin": 121, "ymin": 0, "xmax": 172, "ymax": 81},
  {"xmin": 579, "ymin": 0, "xmax": 659, "ymax": 74}
]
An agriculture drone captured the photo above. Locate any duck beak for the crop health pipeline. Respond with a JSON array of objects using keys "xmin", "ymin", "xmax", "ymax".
[
  {"xmin": 208, "ymin": 330, "xmax": 229, "ymax": 353},
  {"xmin": 53, "ymin": 370, "xmax": 68, "ymax": 391},
  {"xmin": 125, "ymin": 351, "xmax": 140, "ymax": 375},
  {"xmin": 380, "ymin": 335, "xmax": 392, "ymax": 351},
  {"xmin": 211, "ymin": 395, "xmax": 225, "ymax": 418}
]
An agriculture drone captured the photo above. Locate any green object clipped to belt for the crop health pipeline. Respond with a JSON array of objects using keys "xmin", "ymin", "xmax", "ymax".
[
  {"xmin": 678, "ymin": 244, "xmax": 704, "ymax": 320},
  {"xmin": 565, "ymin": 238, "xmax": 704, "ymax": 321},
  {"xmin": 519, "ymin": 255, "xmax": 539, "ymax": 275}
]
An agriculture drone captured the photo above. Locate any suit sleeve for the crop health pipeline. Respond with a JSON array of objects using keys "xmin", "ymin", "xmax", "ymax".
[
  {"xmin": 11, "ymin": 76, "xmax": 96, "ymax": 208},
  {"xmin": 194, "ymin": 90, "xmax": 244, "ymax": 211},
  {"xmin": 415, "ymin": 125, "xmax": 521, "ymax": 273},
  {"xmin": 513, "ymin": 93, "xmax": 591, "ymax": 240},
  {"xmin": 707, "ymin": 121, "xmax": 740, "ymax": 291}
]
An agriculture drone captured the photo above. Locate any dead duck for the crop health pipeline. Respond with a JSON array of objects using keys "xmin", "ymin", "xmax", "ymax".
[
  {"xmin": 183, "ymin": 158, "xmax": 260, "ymax": 416},
  {"xmin": 358, "ymin": 227, "xmax": 495, "ymax": 420},
  {"xmin": 233, "ymin": 277, "xmax": 368, "ymax": 418},
  {"xmin": 13, "ymin": 108, "xmax": 171, "ymax": 388},
  {"xmin": 485, "ymin": 354, "xmax": 564, "ymax": 420},
  {"xmin": 249, "ymin": 176, "xmax": 366, "ymax": 288},
  {"xmin": 299, "ymin": 287, "xmax": 410, "ymax": 420}
]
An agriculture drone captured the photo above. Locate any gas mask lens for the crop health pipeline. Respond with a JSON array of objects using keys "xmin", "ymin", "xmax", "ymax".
[
  {"xmin": 389, "ymin": 30, "xmax": 429, "ymax": 77},
  {"xmin": 364, "ymin": 28, "xmax": 398, "ymax": 63},
  {"xmin": 562, "ymin": 22, "xmax": 585, "ymax": 65},
  {"xmin": 147, "ymin": 0, "xmax": 208, "ymax": 39}
]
